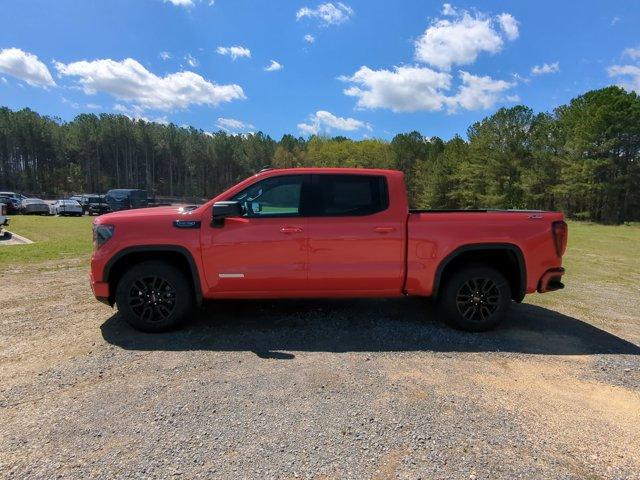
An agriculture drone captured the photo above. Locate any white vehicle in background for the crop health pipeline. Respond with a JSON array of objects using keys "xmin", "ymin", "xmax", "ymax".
[{"xmin": 52, "ymin": 199, "xmax": 83, "ymax": 216}]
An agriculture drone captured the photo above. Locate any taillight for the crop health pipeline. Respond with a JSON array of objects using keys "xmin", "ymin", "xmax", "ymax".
[
  {"xmin": 1, "ymin": 204, "xmax": 6, "ymax": 216},
  {"xmin": 552, "ymin": 221, "xmax": 568, "ymax": 257}
]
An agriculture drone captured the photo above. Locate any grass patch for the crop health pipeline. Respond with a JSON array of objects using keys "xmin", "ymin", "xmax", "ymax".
[{"xmin": 1, "ymin": 215, "xmax": 94, "ymax": 266}]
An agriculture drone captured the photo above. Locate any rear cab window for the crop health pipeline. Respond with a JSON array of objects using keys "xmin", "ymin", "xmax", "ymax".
[{"xmin": 312, "ymin": 174, "xmax": 389, "ymax": 216}]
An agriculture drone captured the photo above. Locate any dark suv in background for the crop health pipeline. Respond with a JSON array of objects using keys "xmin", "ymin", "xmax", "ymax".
[
  {"xmin": 105, "ymin": 189, "xmax": 148, "ymax": 212},
  {"xmin": 87, "ymin": 195, "xmax": 110, "ymax": 215}
]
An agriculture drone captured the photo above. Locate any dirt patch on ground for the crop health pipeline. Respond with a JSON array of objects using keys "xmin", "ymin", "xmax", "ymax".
[{"xmin": 1, "ymin": 259, "xmax": 639, "ymax": 479}]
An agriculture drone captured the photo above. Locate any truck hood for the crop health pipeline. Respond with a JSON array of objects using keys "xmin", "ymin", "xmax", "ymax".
[{"xmin": 99, "ymin": 206, "xmax": 198, "ymax": 222}]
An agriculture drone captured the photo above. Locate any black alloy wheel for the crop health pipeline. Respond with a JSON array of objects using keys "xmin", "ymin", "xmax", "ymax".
[
  {"xmin": 438, "ymin": 265, "xmax": 511, "ymax": 332},
  {"xmin": 455, "ymin": 277, "xmax": 501, "ymax": 323},
  {"xmin": 115, "ymin": 260, "xmax": 194, "ymax": 332},
  {"xmin": 128, "ymin": 275, "xmax": 177, "ymax": 323}
]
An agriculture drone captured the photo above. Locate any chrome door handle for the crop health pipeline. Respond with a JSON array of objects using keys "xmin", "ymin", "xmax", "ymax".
[
  {"xmin": 373, "ymin": 226, "xmax": 396, "ymax": 233},
  {"xmin": 280, "ymin": 226, "xmax": 303, "ymax": 234}
]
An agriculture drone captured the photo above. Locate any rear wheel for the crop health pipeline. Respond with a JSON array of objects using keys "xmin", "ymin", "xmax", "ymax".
[
  {"xmin": 115, "ymin": 261, "xmax": 195, "ymax": 332},
  {"xmin": 438, "ymin": 266, "xmax": 511, "ymax": 332}
]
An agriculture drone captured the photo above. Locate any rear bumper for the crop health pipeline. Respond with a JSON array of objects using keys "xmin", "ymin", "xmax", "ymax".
[{"xmin": 537, "ymin": 267, "xmax": 565, "ymax": 293}]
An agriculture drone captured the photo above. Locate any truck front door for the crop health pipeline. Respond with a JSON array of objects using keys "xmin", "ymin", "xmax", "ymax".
[{"xmin": 200, "ymin": 174, "xmax": 310, "ymax": 295}]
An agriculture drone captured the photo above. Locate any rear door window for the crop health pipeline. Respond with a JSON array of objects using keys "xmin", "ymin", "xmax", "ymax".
[{"xmin": 313, "ymin": 174, "xmax": 388, "ymax": 216}]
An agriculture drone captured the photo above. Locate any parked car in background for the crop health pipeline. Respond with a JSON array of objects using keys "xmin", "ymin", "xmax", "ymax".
[
  {"xmin": 0, "ymin": 195, "xmax": 18, "ymax": 214},
  {"xmin": 69, "ymin": 195, "xmax": 83, "ymax": 205},
  {"xmin": 105, "ymin": 189, "xmax": 147, "ymax": 212},
  {"xmin": 87, "ymin": 195, "xmax": 110, "ymax": 216},
  {"xmin": 0, "ymin": 191, "xmax": 22, "ymax": 212},
  {"xmin": 79, "ymin": 194, "xmax": 100, "ymax": 213},
  {"xmin": 20, "ymin": 198, "xmax": 50, "ymax": 215},
  {"xmin": 52, "ymin": 199, "xmax": 83, "ymax": 216},
  {"xmin": 0, "ymin": 200, "xmax": 9, "ymax": 233}
]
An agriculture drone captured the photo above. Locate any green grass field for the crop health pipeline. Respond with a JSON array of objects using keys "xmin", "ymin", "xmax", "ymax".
[{"xmin": 1, "ymin": 215, "xmax": 94, "ymax": 265}]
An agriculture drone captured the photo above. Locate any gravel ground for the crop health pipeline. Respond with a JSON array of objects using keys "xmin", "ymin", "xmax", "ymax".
[{"xmin": 1, "ymin": 258, "xmax": 639, "ymax": 479}]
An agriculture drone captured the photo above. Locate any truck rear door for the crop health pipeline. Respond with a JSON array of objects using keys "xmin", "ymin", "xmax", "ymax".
[{"xmin": 305, "ymin": 173, "xmax": 405, "ymax": 295}]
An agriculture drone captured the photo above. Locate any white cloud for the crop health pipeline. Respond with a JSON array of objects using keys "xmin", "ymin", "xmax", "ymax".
[
  {"xmin": 414, "ymin": 5, "xmax": 518, "ymax": 71},
  {"xmin": 114, "ymin": 103, "xmax": 169, "ymax": 124},
  {"xmin": 0, "ymin": 48, "xmax": 55, "ymax": 87},
  {"xmin": 531, "ymin": 62, "xmax": 560, "ymax": 75},
  {"xmin": 511, "ymin": 72, "xmax": 531, "ymax": 84},
  {"xmin": 441, "ymin": 3, "xmax": 456, "ymax": 15},
  {"xmin": 164, "ymin": 0, "xmax": 194, "ymax": 6},
  {"xmin": 304, "ymin": 34, "xmax": 316, "ymax": 43},
  {"xmin": 55, "ymin": 57, "xmax": 245, "ymax": 111},
  {"xmin": 185, "ymin": 53, "xmax": 199, "ymax": 67},
  {"xmin": 448, "ymin": 71, "xmax": 515, "ymax": 111},
  {"xmin": 160, "ymin": 51, "xmax": 171, "ymax": 61},
  {"xmin": 341, "ymin": 65, "xmax": 515, "ymax": 113},
  {"xmin": 608, "ymin": 64, "xmax": 640, "ymax": 92},
  {"xmin": 162, "ymin": 0, "xmax": 215, "ymax": 6},
  {"xmin": 264, "ymin": 60, "xmax": 283, "ymax": 72},
  {"xmin": 86, "ymin": 103, "xmax": 102, "ymax": 109},
  {"xmin": 1, "ymin": 76, "xmax": 7, "ymax": 84},
  {"xmin": 216, "ymin": 45, "xmax": 251, "ymax": 60},
  {"xmin": 296, "ymin": 2, "xmax": 353, "ymax": 26},
  {"xmin": 341, "ymin": 65, "xmax": 452, "ymax": 112},
  {"xmin": 623, "ymin": 46, "xmax": 640, "ymax": 60},
  {"xmin": 298, "ymin": 110, "xmax": 371, "ymax": 135},
  {"xmin": 497, "ymin": 13, "xmax": 519, "ymax": 41},
  {"xmin": 114, "ymin": 103, "xmax": 136, "ymax": 114},
  {"xmin": 216, "ymin": 117, "xmax": 255, "ymax": 132},
  {"xmin": 61, "ymin": 96, "xmax": 80, "ymax": 109}
]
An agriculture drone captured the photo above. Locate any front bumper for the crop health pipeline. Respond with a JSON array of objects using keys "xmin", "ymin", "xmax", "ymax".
[
  {"xmin": 537, "ymin": 267, "xmax": 565, "ymax": 293},
  {"xmin": 90, "ymin": 271, "xmax": 111, "ymax": 305}
]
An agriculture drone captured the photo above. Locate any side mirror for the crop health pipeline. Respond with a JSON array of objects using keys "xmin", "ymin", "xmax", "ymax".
[{"xmin": 212, "ymin": 201, "xmax": 243, "ymax": 227}]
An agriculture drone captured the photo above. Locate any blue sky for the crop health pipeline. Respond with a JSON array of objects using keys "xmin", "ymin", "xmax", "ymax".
[{"xmin": 0, "ymin": 0, "xmax": 638, "ymax": 140}]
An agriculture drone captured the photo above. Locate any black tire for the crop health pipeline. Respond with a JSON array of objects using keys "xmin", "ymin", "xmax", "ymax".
[
  {"xmin": 115, "ymin": 260, "xmax": 195, "ymax": 333},
  {"xmin": 438, "ymin": 265, "xmax": 511, "ymax": 332}
]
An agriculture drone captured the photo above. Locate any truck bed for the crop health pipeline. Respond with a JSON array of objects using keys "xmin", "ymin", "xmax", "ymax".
[{"xmin": 404, "ymin": 209, "xmax": 565, "ymax": 297}]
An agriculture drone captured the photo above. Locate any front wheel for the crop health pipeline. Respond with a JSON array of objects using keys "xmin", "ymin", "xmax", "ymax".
[
  {"xmin": 115, "ymin": 261, "xmax": 195, "ymax": 332},
  {"xmin": 438, "ymin": 266, "xmax": 511, "ymax": 332}
]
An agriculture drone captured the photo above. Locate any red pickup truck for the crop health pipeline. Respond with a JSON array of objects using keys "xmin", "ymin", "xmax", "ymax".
[{"xmin": 90, "ymin": 168, "xmax": 567, "ymax": 333}]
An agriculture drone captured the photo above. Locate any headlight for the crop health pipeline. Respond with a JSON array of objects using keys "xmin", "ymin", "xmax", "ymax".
[{"xmin": 93, "ymin": 224, "xmax": 114, "ymax": 249}]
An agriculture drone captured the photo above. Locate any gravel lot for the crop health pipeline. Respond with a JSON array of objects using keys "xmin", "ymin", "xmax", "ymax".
[{"xmin": 1, "ymin": 258, "xmax": 639, "ymax": 479}]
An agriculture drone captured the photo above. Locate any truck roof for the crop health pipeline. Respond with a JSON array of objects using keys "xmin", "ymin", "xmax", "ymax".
[{"xmin": 256, "ymin": 167, "xmax": 402, "ymax": 175}]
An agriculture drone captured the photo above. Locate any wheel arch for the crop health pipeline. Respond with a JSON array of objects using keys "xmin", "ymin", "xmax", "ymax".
[
  {"xmin": 103, "ymin": 245, "xmax": 202, "ymax": 306},
  {"xmin": 433, "ymin": 243, "xmax": 527, "ymax": 302}
]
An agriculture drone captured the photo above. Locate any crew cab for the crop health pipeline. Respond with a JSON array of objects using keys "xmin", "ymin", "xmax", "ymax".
[{"xmin": 90, "ymin": 168, "xmax": 567, "ymax": 333}]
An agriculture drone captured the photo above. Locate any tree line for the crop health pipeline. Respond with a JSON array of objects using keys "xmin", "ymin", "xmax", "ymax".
[{"xmin": 1, "ymin": 86, "xmax": 638, "ymax": 224}]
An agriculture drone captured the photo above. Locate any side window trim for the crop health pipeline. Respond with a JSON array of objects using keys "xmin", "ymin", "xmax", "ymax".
[{"xmin": 311, "ymin": 174, "xmax": 390, "ymax": 217}]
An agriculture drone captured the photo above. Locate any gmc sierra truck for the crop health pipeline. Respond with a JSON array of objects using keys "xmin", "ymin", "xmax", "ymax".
[{"xmin": 90, "ymin": 168, "xmax": 567, "ymax": 333}]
